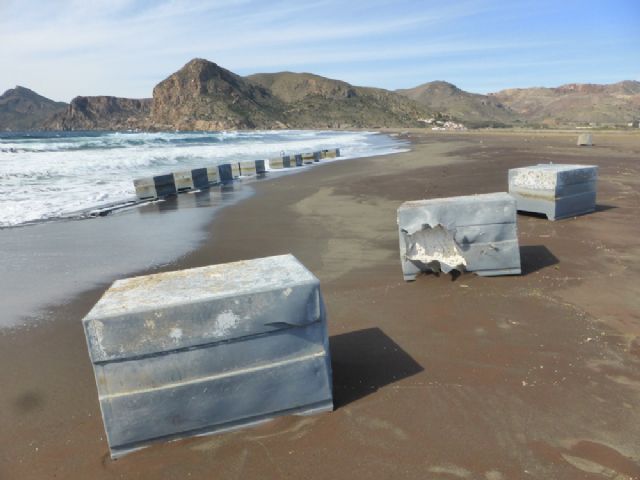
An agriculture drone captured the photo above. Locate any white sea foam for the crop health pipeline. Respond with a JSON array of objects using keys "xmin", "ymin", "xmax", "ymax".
[{"xmin": 0, "ymin": 130, "xmax": 407, "ymax": 227}]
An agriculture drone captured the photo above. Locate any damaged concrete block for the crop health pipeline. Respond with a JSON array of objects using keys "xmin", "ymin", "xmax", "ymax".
[
  {"xmin": 508, "ymin": 164, "xmax": 598, "ymax": 220},
  {"xmin": 82, "ymin": 254, "xmax": 333, "ymax": 458},
  {"xmin": 577, "ymin": 133, "xmax": 593, "ymax": 146},
  {"xmin": 397, "ymin": 192, "xmax": 521, "ymax": 280}
]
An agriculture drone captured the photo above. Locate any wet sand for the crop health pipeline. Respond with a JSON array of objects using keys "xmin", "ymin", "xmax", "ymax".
[{"xmin": 1, "ymin": 130, "xmax": 640, "ymax": 479}]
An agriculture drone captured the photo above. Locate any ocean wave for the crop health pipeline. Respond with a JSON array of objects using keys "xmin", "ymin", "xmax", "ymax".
[{"xmin": 0, "ymin": 130, "xmax": 407, "ymax": 227}]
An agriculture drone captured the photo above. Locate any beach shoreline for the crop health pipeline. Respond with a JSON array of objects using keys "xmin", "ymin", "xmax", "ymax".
[{"xmin": 2, "ymin": 130, "xmax": 640, "ymax": 479}]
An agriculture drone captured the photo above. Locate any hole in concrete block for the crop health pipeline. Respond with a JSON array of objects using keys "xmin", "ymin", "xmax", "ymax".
[{"xmin": 404, "ymin": 225, "xmax": 467, "ymax": 274}]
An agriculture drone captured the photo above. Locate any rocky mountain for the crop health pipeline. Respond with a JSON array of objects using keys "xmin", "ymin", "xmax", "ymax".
[
  {"xmin": 0, "ymin": 86, "xmax": 67, "ymax": 131},
  {"xmin": 491, "ymin": 81, "xmax": 640, "ymax": 126},
  {"xmin": 247, "ymin": 72, "xmax": 429, "ymax": 128},
  {"xmin": 396, "ymin": 81, "xmax": 519, "ymax": 127},
  {"xmin": 44, "ymin": 96, "xmax": 152, "ymax": 130},
  {"xmin": 150, "ymin": 59, "xmax": 287, "ymax": 130}
]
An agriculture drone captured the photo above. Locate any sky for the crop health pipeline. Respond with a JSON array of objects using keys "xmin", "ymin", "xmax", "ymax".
[{"xmin": 1, "ymin": 0, "xmax": 638, "ymax": 102}]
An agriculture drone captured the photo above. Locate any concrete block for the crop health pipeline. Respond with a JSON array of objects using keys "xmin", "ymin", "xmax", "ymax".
[
  {"xmin": 267, "ymin": 157, "xmax": 284, "ymax": 169},
  {"xmin": 82, "ymin": 254, "xmax": 333, "ymax": 458},
  {"xmin": 153, "ymin": 174, "xmax": 177, "ymax": 197},
  {"xmin": 508, "ymin": 164, "xmax": 598, "ymax": 220},
  {"xmin": 218, "ymin": 163, "xmax": 239, "ymax": 183},
  {"xmin": 238, "ymin": 160, "xmax": 268, "ymax": 176},
  {"xmin": 192, "ymin": 168, "xmax": 210, "ymax": 190},
  {"xmin": 206, "ymin": 166, "xmax": 220, "ymax": 185},
  {"xmin": 174, "ymin": 170, "xmax": 195, "ymax": 192},
  {"xmin": 133, "ymin": 177, "xmax": 157, "ymax": 200},
  {"xmin": 577, "ymin": 133, "xmax": 593, "ymax": 146},
  {"xmin": 321, "ymin": 148, "xmax": 340, "ymax": 159},
  {"xmin": 313, "ymin": 151, "xmax": 322, "ymax": 162},
  {"xmin": 397, "ymin": 192, "xmax": 521, "ymax": 280},
  {"xmin": 294, "ymin": 154, "xmax": 304, "ymax": 167}
]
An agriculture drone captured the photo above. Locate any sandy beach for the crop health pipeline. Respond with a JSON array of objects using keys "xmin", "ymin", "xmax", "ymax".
[{"xmin": 1, "ymin": 130, "xmax": 640, "ymax": 479}]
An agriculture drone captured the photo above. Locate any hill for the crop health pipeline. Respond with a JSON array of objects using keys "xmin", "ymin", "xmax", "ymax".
[
  {"xmin": 149, "ymin": 59, "xmax": 287, "ymax": 130},
  {"xmin": 491, "ymin": 81, "xmax": 640, "ymax": 126},
  {"xmin": 396, "ymin": 81, "xmax": 519, "ymax": 127},
  {"xmin": 247, "ymin": 72, "xmax": 429, "ymax": 128},
  {"xmin": 0, "ymin": 86, "xmax": 67, "ymax": 131}
]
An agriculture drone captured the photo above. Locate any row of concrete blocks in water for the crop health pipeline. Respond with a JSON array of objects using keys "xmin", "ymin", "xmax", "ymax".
[
  {"xmin": 133, "ymin": 149, "xmax": 341, "ymax": 200},
  {"xmin": 82, "ymin": 163, "xmax": 598, "ymax": 459},
  {"xmin": 398, "ymin": 163, "xmax": 598, "ymax": 280}
]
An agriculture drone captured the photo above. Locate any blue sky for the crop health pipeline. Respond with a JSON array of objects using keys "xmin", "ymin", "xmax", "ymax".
[{"xmin": 1, "ymin": 0, "xmax": 638, "ymax": 101}]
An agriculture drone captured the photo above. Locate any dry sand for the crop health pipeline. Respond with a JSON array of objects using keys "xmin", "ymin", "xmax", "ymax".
[{"xmin": 1, "ymin": 130, "xmax": 639, "ymax": 479}]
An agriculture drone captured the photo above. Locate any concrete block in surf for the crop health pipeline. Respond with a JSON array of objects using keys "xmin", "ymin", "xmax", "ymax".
[
  {"xmin": 217, "ymin": 163, "xmax": 238, "ymax": 183},
  {"xmin": 397, "ymin": 192, "xmax": 521, "ymax": 280},
  {"xmin": 294, "ymin": 154, "xmax": 303, "ymax": 167},
  {"xmin": 174, "ymin": 170, "xmax": 196, "ymax": 192},
  {"xmin": 153, "ymin": 174, "xmax": 177, "ymax": 197},
  {"xmin": 238, "ymin": 160, "xmax": 267, "ymax": 176},
  {"xmin": 82, "ymin": 254, "xmax": 334, "ymax": 458},
  {"xmin": 322, "ymin": 148, "xmax": 340, "ymax": 159},
  {"xmin": 508, "ymin": 164, "xmax": 598, "ymax": 220},
  {"xmin": 133, "ymin": 177, "xmax": 157, "ymax": 200}
]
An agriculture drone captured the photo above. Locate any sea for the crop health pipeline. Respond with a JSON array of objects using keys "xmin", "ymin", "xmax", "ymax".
[{"xmin": 0, "ymin": 130, "xmax": 408, "ymax": 228}]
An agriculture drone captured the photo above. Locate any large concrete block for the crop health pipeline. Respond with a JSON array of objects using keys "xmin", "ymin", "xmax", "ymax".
[
  {"xmin": 192, "ymin": 168, "xmax": 210, "ymax": 190},
  {"xmin": 397, "ymin": 192, "xmax": 521, "ymax": 280},
  {"xmin": 133, "ymin": 177, "xmax": 157, "ymax": 200},
  {"xmin": 153, "ymin": 174, "xmax": 177, "ymax": 197},
  {"xmin": 577, "ymin": 133, "xmax": 593, "ymax": 146},
  {"xmin": 82, "ymin": 254, "xmax": 333, "ymax": 458},
  {"xmin": 508, "ymin": 164, "xmax": 598, "ymax": 220},
  {"xmin": 294, "ymin": 154, "xmax": 304, "ymax": 167},
  {"xmin": 218, "ymin": 163, "xmax": 239, "ymax": 183},
  {"xmin": 174, "ymin": 170, "xmax": 196, "ymax": 192}
]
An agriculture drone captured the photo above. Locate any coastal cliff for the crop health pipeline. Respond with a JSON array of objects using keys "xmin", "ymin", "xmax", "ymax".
[{"xmin": 45, "ymin": 96, "xmax": 151, "ymax": 131}]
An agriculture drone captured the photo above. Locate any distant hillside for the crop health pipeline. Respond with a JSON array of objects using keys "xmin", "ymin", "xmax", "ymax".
[
  {"xmin": 0, "ymin": 86, "xmax": 66, "ymax": 131},
  {"xmin": 1, "ymin": 59, "xmax": 638, "ymax": 131},
  {"xmin": 45, "ymin": 96, "xmax": 152, "ymax": 130},
  {"xmin": 491, "ymin": 81, "xmax": 640, "ymax": 126},
  {"xmin": 396, "ymin": 81, "xmax": 519, "ymax": 127},
  {"xmin": 247, "ymin": 72, "xmax": 429, "ymax": 128}
]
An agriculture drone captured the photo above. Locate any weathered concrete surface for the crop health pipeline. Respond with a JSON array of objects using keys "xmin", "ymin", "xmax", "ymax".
[
  {"xmin": 398, "ymin": 192, "xmax": 521, "ymax": 279},
  {"xmin": 82, "ymin": 254, "xmax": 333, "ymax": 458},
  {"xmin": 509, "ymin": 164, "xmax": 598, "ymax": 220}
]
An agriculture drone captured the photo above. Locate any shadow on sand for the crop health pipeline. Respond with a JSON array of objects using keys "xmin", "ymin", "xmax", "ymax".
[
  {"xmin": 520, "ymin": 245, "xmax": 559, "ymax": 275},
  {"xmin": 330, "ymin": 327, "xmax": 423, "ymax": 408}
]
